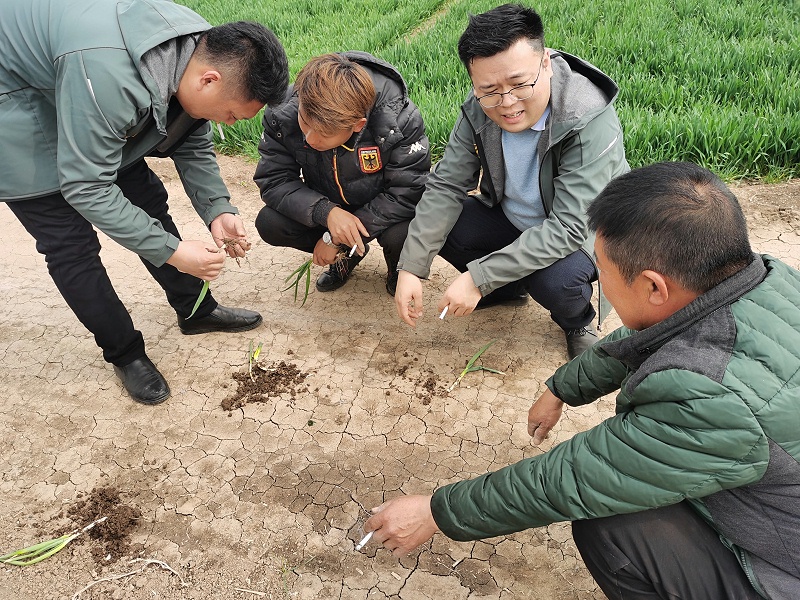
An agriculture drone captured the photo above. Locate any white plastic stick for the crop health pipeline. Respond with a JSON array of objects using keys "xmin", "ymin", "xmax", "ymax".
[
  {"xmin": 349, "ymin": 244, "xmax": 358, "ymax": 258},
  {"xmin": 439, "ymin": 306, "xmax": 448, "ymax": 320},
  {"xmin": 355, "ymin": 531, "xmax": 373, "ymax": 551}
]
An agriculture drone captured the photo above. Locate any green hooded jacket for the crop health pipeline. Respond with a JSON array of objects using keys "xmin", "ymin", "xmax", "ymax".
[
  {"xmin": 0, "ymin": 0, "xmax": 237, "ymax": 266},
  {"xmin": 397, "ymin": 50, "xmax": 629, "ymax": 323}
]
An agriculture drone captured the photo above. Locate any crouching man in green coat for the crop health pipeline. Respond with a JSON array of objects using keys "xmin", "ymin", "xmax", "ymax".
[
  {"xmin": 0, "ymin": 0, "xmax": 289, "ymax": 405},
  {"xmin": 366, "ymin": 162, "xmax": 800, "ymax": 599}
]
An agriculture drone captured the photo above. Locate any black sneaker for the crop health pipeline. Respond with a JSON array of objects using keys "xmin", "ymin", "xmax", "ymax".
[
  {"xmin": 316, "ymin": 243, "xmax": 370, "ymax": 292},
  {"xmin": 565, "ymin": 325, "xmax": 598, "ymax": 360}
]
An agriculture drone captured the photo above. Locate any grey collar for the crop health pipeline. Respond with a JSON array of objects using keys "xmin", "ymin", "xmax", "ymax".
[{"xmin": 602, "ymin": 255, "xmax": 766, "ymax": 369}]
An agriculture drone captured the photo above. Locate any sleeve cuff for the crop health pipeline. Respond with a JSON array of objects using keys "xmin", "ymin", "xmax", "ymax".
[{"xmin": 312, "ymin": 198, "xmax": 337, "ymax": 227}]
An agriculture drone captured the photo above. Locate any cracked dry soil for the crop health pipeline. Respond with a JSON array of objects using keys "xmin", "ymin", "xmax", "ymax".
[{"xmin": 1, "ymin": 155, "xmax": 798, "ymax": 600}]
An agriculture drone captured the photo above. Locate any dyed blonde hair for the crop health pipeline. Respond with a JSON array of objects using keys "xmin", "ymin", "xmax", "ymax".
[{"xmin": 294, "ymin": 54, "xmax": 376, "ymax": 135}]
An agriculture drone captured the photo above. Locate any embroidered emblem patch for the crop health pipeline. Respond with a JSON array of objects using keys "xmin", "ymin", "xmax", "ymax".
[
  {"xmin": 408, "ymin": 141, "xmax": 426, "ymax": 154},
  {"xmin": 358, "ymin": 146, "xmax": 382, "ymax": 173}
]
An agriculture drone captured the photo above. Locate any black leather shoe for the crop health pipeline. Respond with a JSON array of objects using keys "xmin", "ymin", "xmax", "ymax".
[
  {"xmin": 475, "ymin": 290, "xmax": 529, "ymax": 310},
  {"xmin": 113, "ymin": 356, "xmax": 170, "ymax": 405},
  {"xmin": 316, "ymin": 244, "xmax": 370, "ymax": 292},
  {"xmin": 178, "ymin": 305, "xmax": 263, "ymax": 335},
  {"xmin": 565, "ymin": 325, "xmax": 599, "ymax": 360},
  {"xmin": 386, "ymin": 270, "xmax": 399, "ymax": 297}
]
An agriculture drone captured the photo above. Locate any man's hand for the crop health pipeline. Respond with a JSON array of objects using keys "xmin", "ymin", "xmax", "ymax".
[
  {"xmin": 364, "ymin": 495, "xmax": 439, "ymax": 557},
  {"xmin": 395, "ymin": 270, "xmax": 424, "ymax": 327},
  {"xmin": 528, "ymin": 388, "xmax": 565, "ymax": 445},
  {"xmin": 312, "ymin": 238, "xmax": 341, "ymax": 267},
  {"xmin": 439, "ymin": 271, "xmax": 482, "ymax": 317},
  {"xmin": 327, "ymin": 207, "xmax": 368, "ymax": 255},
  {"xmin": 166, "ymin": 240, "xmax": 225, "ymax": 280},
  {"xmin": 210, "ymin": 213, "xmax": 251, "ymax": 259}
]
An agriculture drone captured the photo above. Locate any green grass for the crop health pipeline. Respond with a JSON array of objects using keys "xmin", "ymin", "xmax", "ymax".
[{"xmin": 181, "ymin": 0, "xmax": 800, "ymax": 181}]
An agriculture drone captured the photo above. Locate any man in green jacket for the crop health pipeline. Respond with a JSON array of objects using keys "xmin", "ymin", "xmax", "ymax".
[
  {"xmin": 395, "ymin": 3, "xmax": 628, "ymax": 360},
  {"xmin": 0, "ymin": 0, "xmax": 289, "ymax": 405},
  {"xmin": 367, "ymin": 162, "xmax": 800, "ymax": 599}
]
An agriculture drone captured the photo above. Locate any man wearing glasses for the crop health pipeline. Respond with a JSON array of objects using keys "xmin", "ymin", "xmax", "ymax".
[{"xmin": 395, "ymin": 3, "xmax": 629, "ymax": 359}]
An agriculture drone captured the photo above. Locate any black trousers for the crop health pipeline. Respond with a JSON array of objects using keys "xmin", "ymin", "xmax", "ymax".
[
  {"xmin": 7, "ymin": 160, "xmax": 216, "ymax": 366},
  {"xmin": 439, "ymin": 197, "xmax": 597, "ymax": 330},
  {"xmin": 255, "ymin": 205, "xmax": 409, "ymax": 275},
  {"xmin": 572, "ymin": 502, "xmax": 763, "ymax": 600}
]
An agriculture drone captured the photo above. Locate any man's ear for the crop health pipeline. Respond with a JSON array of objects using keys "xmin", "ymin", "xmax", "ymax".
[
  {"xmin": 198, "ymin": 69, "xmax": 222, "ymax": 89},
  {"xmin": 352, "ymin": 117, "xmax": 368, "ymax": 133},
  {"xmin": 641, "ymin": 270, "xmax": 670, "ymax": 306}
]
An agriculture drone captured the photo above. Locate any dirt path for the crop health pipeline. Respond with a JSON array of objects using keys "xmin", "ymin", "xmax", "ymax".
[{"xmin": 0, "ymin": 155, "xmax": 798, "ymax": 600}]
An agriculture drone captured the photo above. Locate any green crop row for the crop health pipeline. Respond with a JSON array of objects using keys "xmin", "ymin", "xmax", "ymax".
[{"xmin": 180, "ymin": 0, "xmax": 800, "ymax": 181}]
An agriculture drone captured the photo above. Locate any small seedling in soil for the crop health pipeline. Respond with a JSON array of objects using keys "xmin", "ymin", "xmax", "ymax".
[
  {"xmin": 222, "ymin": 360, "xmax": 310, "ymax": 411},
  {"xmin": 187, "ymin": 237, "xmax": 248, "ymax": 319},
  {"xmin": 0, "ymin": 516, "xmax": 107, "ymax": 566},
  {"xmin": 448, "ymin": 340, "xmax": 505, "ymax": 392},
  {"xmin": 248, "ymin": 340, "xmax": 264, "ymax": 381}
]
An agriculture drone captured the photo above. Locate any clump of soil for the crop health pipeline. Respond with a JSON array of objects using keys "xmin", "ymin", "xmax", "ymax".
[
  {"xmin": 416, "ymin": 369, "xmax": 447, "ymax": 405},
  {"xmin": 418, "ymin": 374, "xmax": 445, "ymax": 405},
  {"xmin": 392, "ymin": 360, "xmax": 447, "ymax": 405},
  {"xmin": 222, "ymin": 360, "xmax": 310, "ymax": 411},
  {"xmin": 64, "ymin": 486, "xmax": 142, "ymax": 565}
]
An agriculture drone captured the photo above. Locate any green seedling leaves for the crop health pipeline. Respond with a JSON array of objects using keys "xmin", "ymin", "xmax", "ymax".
[
  {"xmin": 0, "ymin": 516, "xmax": 107, "ymax": 566},
  {"xmin": 282, "ymin": 259, "xmax": 313, "ymax": 306},
  {"xmin": 448, "ymin": 340, "xmax": 505, "ymax": 392},
  {"xmin": 187, "ymin": 280, "xmax": 210, "ymax": 319}
]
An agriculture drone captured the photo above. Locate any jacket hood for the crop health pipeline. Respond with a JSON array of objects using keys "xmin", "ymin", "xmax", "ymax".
[
  {"xmin": 340, "ymin": 51, "xmax": 409, "ymax": 103},
  {"xmin": 117, "ymin": 0, "xmax": 210, "ymax": 68},
  {"xmin": 548, "ymin": 50, "xmax": 620, "ymax": 142},
  {"xmin": 269, "ymin": 51, "xmax": 411, "ymax": 149}
]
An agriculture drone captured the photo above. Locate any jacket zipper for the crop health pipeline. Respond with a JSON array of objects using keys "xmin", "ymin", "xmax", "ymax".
[{"xmin": 332, "ymin": 151, "xmax": 349, "ymax": 205}]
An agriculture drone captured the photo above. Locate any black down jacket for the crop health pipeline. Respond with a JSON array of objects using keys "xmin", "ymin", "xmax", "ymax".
[{"xmin": 253, "ymin": 51, "xmax": 430, "ymax": 237}]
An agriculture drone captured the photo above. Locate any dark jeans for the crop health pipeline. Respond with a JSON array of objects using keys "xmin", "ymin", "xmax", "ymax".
[
  {"xmin": 573, "ymin": 502, "xmax": 762, "ymax": 600},
  {"xmin": 439, "ymin": 197, "xmax": 596, "ymax": 330},
  {"xmin": 7, "ymin": 160, "xmax": 216, "ymax": 366},
  {"xmin": 255, "ymin": 205, "xmax": 409, "ymax": 274}
]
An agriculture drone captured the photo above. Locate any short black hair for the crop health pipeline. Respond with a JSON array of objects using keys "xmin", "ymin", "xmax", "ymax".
[
  {"xmin": 198, "ymin": 21, "xmax": 288, "ymax": 106},
  {"xmin": 457, "ymin": 3, "xmax": 544, "ymax": 74},
  {"xmin": 588, "ymin": 162, "xmax": 753, "ymax": 293}
]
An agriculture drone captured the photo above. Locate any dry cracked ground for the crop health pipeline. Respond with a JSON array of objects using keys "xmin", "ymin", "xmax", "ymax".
[{"xmin": 1, "ymin": 155, "xmax": 799, "ymax": 600}]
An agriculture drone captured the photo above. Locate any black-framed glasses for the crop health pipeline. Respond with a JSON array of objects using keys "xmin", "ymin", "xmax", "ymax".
[{"xmin": 475, "ymin": 54, "xmax": 545, "ymax": 109}]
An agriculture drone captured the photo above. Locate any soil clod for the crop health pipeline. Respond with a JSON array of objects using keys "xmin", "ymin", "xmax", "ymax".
[{"xmin": 222, "ymin": 361, "xmax": 310, "ymax": 411}]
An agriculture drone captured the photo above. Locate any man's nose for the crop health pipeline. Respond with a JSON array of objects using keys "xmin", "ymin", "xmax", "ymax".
[{"xmin": 500, "ymin": 91, "xmax": 519, "ymax": 107}]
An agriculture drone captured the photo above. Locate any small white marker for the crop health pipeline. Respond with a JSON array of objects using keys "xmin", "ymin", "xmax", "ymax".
[
  {"xmin": 355, "ymin": 531, "xmax": 373, "ymax": 551},
  {"xmin": 349, "ymin": 244, "xmax": 358, "ymax": 258},
  {"xmin": 439, "ymin": 306, "xmax": 448, "ymax": 320}
]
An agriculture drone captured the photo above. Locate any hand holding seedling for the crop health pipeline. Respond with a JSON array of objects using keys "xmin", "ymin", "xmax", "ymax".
[
  {"xmin": 527, "ymin": 388, "xmax": 565, "ymax": 445},
  {"xmin": 210, "ymin": 213, "xmax": 251, "ymax": 259},
  {"xmin": 364, "ymin": 495, "xmax": 438, "ymax": 557},
  {"xmin": 326, "ymin": 207, "xmax": 367, "ymax": 256},
  {"xmin": 439, "ymin": 271, "xmax": 482, "ymax": 317},
  {"xmin": 395, "ymin": 270, "xmax": 424, "ymax": 327},
  {"xmin": 313, "ymin": 238, "xmax": 342, "ymax": 267}
]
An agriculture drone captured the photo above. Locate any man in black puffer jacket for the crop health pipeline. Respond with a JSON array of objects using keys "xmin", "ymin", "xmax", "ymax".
[{"xmin": 254, "ymin": 52, "xmax": 430, "ymax": 296}]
